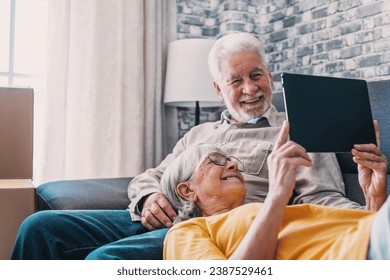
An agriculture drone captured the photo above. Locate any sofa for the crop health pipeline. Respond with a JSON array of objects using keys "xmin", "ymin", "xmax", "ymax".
[{"xmin": 36, "ymin": 79, "xmax": 390, "ymax": 211}]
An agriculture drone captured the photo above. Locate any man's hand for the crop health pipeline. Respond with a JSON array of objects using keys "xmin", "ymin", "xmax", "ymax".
[
  {"xmin": 352, "ymin": 120, "xmax": 388, "ymax": 211},
  {"xmin": 267, "ymin": 121, "xmax": 313, "ymax": 204},
  {"xmin": 141, "ymin": 192, "xmax": 177, "ymax": 230}
]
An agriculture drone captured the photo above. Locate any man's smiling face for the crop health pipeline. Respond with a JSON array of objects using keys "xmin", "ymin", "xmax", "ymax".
[{"xmin": 214, "ymin": 51, "xmax": 273, "ymax": 122}]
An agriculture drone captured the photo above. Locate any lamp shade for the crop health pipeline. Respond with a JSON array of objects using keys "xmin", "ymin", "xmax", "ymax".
[{"xmin": 164, "ymin": 39, "xmax": 223, "ymax": 108}]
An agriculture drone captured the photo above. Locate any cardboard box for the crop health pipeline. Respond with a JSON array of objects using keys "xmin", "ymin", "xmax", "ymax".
[
  {"xmin": 0, "ymin": 179, "xmax": 35, "ymax": 259},
  {"xmin": 0, "ymin": 87, "xmax": 34, "ymax": 179}
]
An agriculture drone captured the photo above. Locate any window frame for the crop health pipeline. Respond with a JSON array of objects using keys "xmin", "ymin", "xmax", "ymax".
[{"xmin": 0, "ymin": 0, "xmax": 44, "ymax": 86}]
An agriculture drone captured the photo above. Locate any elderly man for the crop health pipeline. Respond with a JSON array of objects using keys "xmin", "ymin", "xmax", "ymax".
[{"xmin": 12, "ymin": 33, "xmax": 373, "ymax": 260}]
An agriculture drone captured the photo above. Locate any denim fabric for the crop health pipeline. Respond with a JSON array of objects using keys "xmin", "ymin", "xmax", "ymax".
[
  {"xmin": 367, "ymin": 196, "xmax": 390, "ymax": 260},
  {"xmin": 11, "ymin": 210, "xmax": 164, "ymax": 260},
  {"xmin": 86, "ymin": 228, "xmax": 169, "ymax": 260}
]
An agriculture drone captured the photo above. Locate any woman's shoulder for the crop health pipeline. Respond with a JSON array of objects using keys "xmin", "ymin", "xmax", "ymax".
[
  {"xmin": 168, "ymin": 203, "xmax": 262, "ymax": 232},
  {"xmin": 166, "ymin": 216, "xmax": 210, "ymax": 241}
]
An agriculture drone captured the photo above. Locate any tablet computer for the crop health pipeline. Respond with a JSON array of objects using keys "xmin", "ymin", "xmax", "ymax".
[{"xmin": 281, "ymin": 73, "xmax": 376, "ymax": 153}]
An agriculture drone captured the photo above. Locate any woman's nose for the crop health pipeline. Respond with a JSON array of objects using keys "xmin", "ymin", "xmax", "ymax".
[{"xmin": 226, "ymin": 160, "xmax": 238, "ymax": 171}]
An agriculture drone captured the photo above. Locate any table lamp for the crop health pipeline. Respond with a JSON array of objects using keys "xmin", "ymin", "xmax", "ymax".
[{"xmin": 163, "ymin": 38, "xmax": 223, "ymax": 125}]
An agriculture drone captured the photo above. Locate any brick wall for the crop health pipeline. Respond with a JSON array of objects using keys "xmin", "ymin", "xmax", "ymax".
[
  {"xmin": 259, "ymin": 0, "xmax": 390, "ymax": 93},
  {"xmin": 175, "ymin": 0, "xmax": 390, "ymax": 136}
]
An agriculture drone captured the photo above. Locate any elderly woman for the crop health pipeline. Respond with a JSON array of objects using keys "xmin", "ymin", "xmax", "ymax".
[{"xmin": 161, "ymin": 121, "xmax": 389, "ymax": 260}]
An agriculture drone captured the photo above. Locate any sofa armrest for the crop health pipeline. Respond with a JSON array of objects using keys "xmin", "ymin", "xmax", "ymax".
[{"xmin": 36, "ymin": 177, "xmax": 132, "ymax": 211}]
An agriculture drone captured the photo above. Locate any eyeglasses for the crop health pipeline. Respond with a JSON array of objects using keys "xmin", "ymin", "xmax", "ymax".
[{"xmin": 206, "ymin": 152, "xmax": 245, "ymax": 172}]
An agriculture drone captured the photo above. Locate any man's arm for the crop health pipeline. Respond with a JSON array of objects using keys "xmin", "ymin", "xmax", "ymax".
[
  {"xmin": 128, "ymin": 123, "xmax": 211, "ymax": 230},
  {"xmin": 128, "ymin": 153, "xmax": 175, "ymax": 220},
  {"xmin": 129, "ymin": 155, "xmax": 180, "ymax": 230},
  {"xmin": 128, "ymin": 122, "xmax": 218, "ymax": 229}
]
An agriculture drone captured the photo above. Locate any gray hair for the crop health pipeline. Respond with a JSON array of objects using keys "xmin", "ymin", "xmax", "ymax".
[
  {"xmin": 161, "ymin": 144, "xmax": 227, "ymax": 224},
  {"xmin": 208, "ymin": 32, "xmax": 267, "ymax": 84}
]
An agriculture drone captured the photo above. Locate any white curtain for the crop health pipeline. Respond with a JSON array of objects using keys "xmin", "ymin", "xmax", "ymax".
[{"xmin": 34, "ymin": 0, "xmax": 177, "ymax": 185}]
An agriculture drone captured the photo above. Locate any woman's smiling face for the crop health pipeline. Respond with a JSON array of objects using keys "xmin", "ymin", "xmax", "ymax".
[{"xmin": 186, "ymin": 152, "xmax": 247, "ymax": 216}]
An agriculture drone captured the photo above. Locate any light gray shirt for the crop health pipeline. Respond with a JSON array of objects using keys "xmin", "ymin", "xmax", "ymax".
[{"xmin": 128, "ymin": 105, "xmax": 362, "ymax": 221}]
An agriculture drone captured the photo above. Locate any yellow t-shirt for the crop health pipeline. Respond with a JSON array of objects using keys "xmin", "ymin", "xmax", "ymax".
[{"xmin": 163, "ymin": 203, "xmax": 375, "ymax": 260}]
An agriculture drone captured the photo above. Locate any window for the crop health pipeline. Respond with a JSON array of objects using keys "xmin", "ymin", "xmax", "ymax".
[{"xmin": 0, "ymin": 0, "xmax": 48, "ymax": 92}]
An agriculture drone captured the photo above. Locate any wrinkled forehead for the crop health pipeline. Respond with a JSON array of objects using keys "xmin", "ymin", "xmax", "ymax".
[{"xmin": 219, "ymin": 51, "xmax": 266, "ymax": 79}]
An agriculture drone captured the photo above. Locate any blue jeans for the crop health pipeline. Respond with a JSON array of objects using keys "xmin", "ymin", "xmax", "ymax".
[
  {"xmin": 367, "ymin": 195, "xmax": 390, "ymax": 259},
  {"xmin": 11, "ymin": 210, "xmax": 168, "ymax": 260}
]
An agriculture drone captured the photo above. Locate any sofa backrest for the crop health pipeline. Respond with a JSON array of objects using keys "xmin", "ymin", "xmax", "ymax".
[
  {"xmin": 272, "ymin": 79, "xmax": 390, "ymax": 205},
  {"xmin": 368, "ymin": 80, "xmax": 390, "ymax": 164}
]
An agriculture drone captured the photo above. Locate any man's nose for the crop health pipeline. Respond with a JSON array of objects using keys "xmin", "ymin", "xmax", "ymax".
[{"xmin": 242, "ymin": 80, "xmax": 258, "ymax": 95}]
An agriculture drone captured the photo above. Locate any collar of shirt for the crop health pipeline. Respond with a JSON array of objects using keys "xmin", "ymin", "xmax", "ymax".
[{"xmin": 218, "ymin": 104, "xmax": 279, "ymax": 127}]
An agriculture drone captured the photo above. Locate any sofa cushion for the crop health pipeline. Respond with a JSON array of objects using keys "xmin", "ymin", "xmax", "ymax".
[{"xmin": 36, "ymin": 177, "xmax": 132, "ymax": 211}]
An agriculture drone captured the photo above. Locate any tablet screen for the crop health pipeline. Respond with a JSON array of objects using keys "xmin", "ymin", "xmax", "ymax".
[{"xmin": 281, "ymin": 73, "xmax": 376, "ymax": 153}]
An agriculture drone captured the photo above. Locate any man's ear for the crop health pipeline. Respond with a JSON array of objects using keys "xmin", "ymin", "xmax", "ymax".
[
  {"xmin": 176, "ymin": 182, "xmax": 197, "ymax": 202},
  {"xmin": 213, "ymin": 81, "xmax": 224, "ymax": 102},
  {"xmin": 268, "ymin": 71, "xmax": 274, "ymax": 88}
]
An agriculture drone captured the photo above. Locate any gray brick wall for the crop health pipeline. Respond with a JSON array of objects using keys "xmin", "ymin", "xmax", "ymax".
[
  {"xmin": 262, "ymin": 0, "xmax": 390, "ymax": 92},
  {"xmin": 175, "ymin": 0, "xmax": 390, "ymax": 136},
  {"xmin": 177, "ymin": 107, "xmax": 224, "ymax": 138}
]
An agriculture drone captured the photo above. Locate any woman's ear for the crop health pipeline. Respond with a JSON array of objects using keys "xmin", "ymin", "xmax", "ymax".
[{"xmin": 176, "ymin": 182, "xmax": 197, "ymax": 202}]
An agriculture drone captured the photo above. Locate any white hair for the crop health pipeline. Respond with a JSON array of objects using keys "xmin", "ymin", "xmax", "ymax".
[
  {"xmin": 161, "ymin": 144, "xmax": 227, "ymax": 224},
  {"xmin": 208, "ymin": 32, "xmax": 267, "ymax": 84}
]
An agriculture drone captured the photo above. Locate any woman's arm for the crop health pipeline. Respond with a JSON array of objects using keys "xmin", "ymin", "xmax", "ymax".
[{"xmin": 229, "ymin": 121, "xmax": 313, "ymax": 260}]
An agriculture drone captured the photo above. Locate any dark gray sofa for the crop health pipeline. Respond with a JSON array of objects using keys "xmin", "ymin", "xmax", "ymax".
[{"xmin": 36, "ymin": 79, "xmax": 390, "ymax": 211}]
